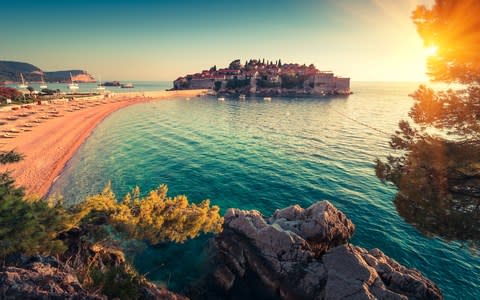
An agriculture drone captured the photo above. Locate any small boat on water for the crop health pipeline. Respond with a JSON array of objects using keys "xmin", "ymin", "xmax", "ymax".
[
  {"xmin": 18, "ymin": 73, "xmax": 28, "ymax": 89},
  {"xmin": 263, "ymin": 97, "xmax": 272, "ymax": 101},
  {"xmin": 39, "ymin": 75, "xmax": 48, "ymax": 89},
  {"xmin": 96, "ymin": 76, "xmax": 106, "ymax": 91},
  {"xmin": 68, "ymin": 73, "xmax": 79, "ymax": 90},
  {"xmin": 217, "ymin": 97, "xmax": 225, "ymax": 101},
  {"xmin": 239, "ymin": 94, "xmax": 246, "ymax": 100},
  {"xmin": 121, "ymin": 82, "xmax": 134, "ymax": 88}
]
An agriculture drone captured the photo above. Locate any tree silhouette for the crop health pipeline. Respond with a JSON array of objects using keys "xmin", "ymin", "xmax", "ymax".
[{"xmin": 376, "ymin": 0, "xmax": 480, "ymax": 250}]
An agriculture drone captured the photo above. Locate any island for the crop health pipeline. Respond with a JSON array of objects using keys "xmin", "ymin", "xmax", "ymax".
[{"xmin": 173, "ymin": 58, "xmax": 351, "ymax": 97}]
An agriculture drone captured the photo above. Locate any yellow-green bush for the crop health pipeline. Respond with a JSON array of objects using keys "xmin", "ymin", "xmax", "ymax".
[{"xmin": 74, "ymin": 183, "xmax": 223, "ymax": 244}]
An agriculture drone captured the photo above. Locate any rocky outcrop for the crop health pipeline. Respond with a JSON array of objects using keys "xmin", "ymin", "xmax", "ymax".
[
  {"xmin": 211, "ymin": 201, "xmax": 442, "ymax": 300},
  {"xmin": 0, "ymin": 254, "xmax": 188, "ymax": 300},
  {"xmin": 0, "ymin": 225, "xmax": 188, "ymax": 300},
  {"xmin": 142, "ymin": 281, "xmax": 189, "ymax": 300},
  {"xmin": 0, "ymin": 256, "xmax": 102, "ymax": 299}
]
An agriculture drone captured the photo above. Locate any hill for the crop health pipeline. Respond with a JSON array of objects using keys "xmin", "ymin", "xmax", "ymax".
[
  {"xmin": 0, "ymin": 61, "xmax": 42, "ymax": 83},
  {"xmin": 0, "ymin": 60, "xmax": 95, "ymax": 83},
  {"xmin": 44, "ymin": 70, "xmax": 95, "ymax": 83}
]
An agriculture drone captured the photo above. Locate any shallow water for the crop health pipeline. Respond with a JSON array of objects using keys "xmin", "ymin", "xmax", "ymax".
[
  {"xmin": 7, "ymin": 80, "xmax": 172, "ymax": 93},
  {"xmin": 50, "ymin": 82, "xmax": 480, "ymax": 299}
]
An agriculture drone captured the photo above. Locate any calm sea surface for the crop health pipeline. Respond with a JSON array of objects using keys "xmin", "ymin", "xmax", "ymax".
[
  {"xmin": 7, "ymin": 81, "xmax": 172, "ymax": 93},
  {"xmin": 49, "ymin": 82, "xmax": 480, "ymax": 299}
]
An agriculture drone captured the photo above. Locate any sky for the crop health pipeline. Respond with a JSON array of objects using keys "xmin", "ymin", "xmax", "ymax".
[{"xmin": 0, "ymin": 0, "xmax": 433, "ymax": 81}]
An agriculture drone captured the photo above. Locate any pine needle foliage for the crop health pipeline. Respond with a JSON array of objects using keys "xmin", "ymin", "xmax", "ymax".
[
  {"xmin": 376, "ymin": 0, "xmax": 480, "ymax": 249},
  {"xmin": 0, "ymin": 152, "xmax": 70, "ymax": 258},
  {"xmin": 74, "ymin": 183, "xmax": 223, "ymax": 244}
]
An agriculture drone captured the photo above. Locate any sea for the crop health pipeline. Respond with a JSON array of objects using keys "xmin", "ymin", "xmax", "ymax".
[
  {"xmin": 6, "ymin": 81, "xmax": 172, "ymax": 93},
  {"xmin": 48, "ymin": 82, "xmax": 480, "ymax": 299}
]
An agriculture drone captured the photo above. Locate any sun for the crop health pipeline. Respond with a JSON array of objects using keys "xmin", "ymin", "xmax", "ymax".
[{"xmin": 425, "ymin": 45, "xmax": 438, "ymax": 57}]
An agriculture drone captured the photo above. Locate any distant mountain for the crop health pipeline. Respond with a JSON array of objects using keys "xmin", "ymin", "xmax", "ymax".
[
  {"xmin": 44, "ymin": 70, "xmax": 95, "ymax": 83},
  {"xmin": 0, "ymin": 60, "xmax": 95, "ymax": 84},
  {"xmin": 0, "ymin": 61, "xmax": 43, "ymax": 83}
]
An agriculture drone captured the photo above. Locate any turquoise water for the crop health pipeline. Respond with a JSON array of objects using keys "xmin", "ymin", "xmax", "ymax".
[
  {"xmin": 7, "ymin": 80, "xmax": 172, "ymax": 93},
  {"xmin": 49, "ymin": 82, "xmax": 480, "ymax": 299}
]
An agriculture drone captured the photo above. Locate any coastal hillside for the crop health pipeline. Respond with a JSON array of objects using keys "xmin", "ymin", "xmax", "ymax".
[
  {"xmin": 44, "ymin": 70, "xmax": 95, "ymax": 83},
  {"xmin": 0, "ymin": 61, "xmax": 42, "ymax": 83},
  {"xmin": 173, "ymin": 58, "xmax": 351, "ymax": 97},
  {"xmin": 0, "ymin": 60, "xmax": 95, "ymax": 83}
]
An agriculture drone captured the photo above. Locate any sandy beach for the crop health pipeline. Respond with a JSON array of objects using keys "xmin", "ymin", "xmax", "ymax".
[{"xmin": 0, "ymin": 89, "xmax": 205, "ymax": 197}]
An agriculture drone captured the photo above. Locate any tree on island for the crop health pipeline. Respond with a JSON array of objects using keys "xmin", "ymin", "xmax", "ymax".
[
  {"xmin": 376, "ymin": 0, "xmax": 480, "ymax": 250},
  {"xmin": 228, "ymin": 59, "xmax": 241, "ymax": 70},
  {"xmin": 214, "ymin": 81, "xmax": 222, "ymax": 91}
]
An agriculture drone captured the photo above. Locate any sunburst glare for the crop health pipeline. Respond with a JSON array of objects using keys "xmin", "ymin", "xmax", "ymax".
[{"xmin": 425, "ymin": 45, "xmax": 438, "ymax": 57}]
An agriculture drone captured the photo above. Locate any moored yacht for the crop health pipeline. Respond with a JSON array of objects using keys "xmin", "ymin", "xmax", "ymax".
[
  {"xmin": 96, "ymin": 76, "xmax": 105, "ymax": 91},
  {"xmin": 121, "ymin": 82, "xmax": 134, "ymax": 88},
  {"xmin": 39, "ymin": 75, "xmax": 48, "ymax": 89},
  {"xmin": 18, "ymin": 73, "xmax": 28, "ymax": 89},
  {"xmin": 68, "ymin": 72, "xmax": 79, "ymax": 90}
]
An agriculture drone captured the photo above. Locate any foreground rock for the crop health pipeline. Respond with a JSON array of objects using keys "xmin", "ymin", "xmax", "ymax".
[
  {"xmin": 0, "ymin": 255, "xmax": 187, "ymax": 300},
  {"xmin": 0, "ymin": 256, "xmax": 102, "ymax": 299},
  {"xmin": 209, "ymin": 201, "xmax": 442, "ymax": 300}
]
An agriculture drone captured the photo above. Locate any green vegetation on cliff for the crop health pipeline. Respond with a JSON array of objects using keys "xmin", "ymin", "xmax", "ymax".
[
  {"xmin": 74, "ymin": 183, "xmax": 223, "ymax": 244},
  {"xmin": 0, "ymin": 149, "xmax": 223, "ymax": 300},
  {"xmin": 0, "ymin": 151, "xmax": 70, "ymax": 258}
]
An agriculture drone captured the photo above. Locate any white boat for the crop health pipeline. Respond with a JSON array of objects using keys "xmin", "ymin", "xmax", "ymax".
[
  {"xmin": 239, "ymin": 94, "xmax": 246, "ymax": 100},
  {"xmin": 39, "ymin": 75, "xmax": 48, "ymax": 89},
  {"xmin": 263, "ymin": 97, "xmax": 272, "ymax": 101},
  {"xmin": 96, "ymin": 76, "xmax": 105, "ymax": 91},
  {"xmin": 68, "ymin": 72, "xmax": 79, "ymax": 90},
  {"xmin": 18, "ymin": 73, "xmax": 28, "ymax": 89},
  {"xmin": 121, "ymin": 82, "xmax": 134, "ymax": 88},
  {"xmin": 217, "ymin": 97, "xmax": 225, "ymax": 101}
]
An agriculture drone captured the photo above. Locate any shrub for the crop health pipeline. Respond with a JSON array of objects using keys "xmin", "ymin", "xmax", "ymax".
[
  {"xmin": 74, "ymin": 183, "xmax": 223, "ymax": 244},
  {"xmin": 90, "ymin": 264, "xmax": 144, "ymax": 300},
  {"xmin": 0, "ymin": 87, "xmax": 21, "ymax": 99}
]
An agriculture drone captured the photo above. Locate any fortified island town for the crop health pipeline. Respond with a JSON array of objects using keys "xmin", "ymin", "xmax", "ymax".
[{"xmin": 173, "ymin": 59, "xmax": 351, "ymax": 97}]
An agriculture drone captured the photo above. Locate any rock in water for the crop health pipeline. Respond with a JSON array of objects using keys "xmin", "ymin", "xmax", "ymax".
[{"xmin": 212, "ymin": 201, "xmax": 443, "ymax": 300}]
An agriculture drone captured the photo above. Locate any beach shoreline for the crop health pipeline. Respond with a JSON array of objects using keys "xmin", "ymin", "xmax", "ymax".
[{"xmin": 0, "ymin": 89, "xmax": 205, "ymax": 198}]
